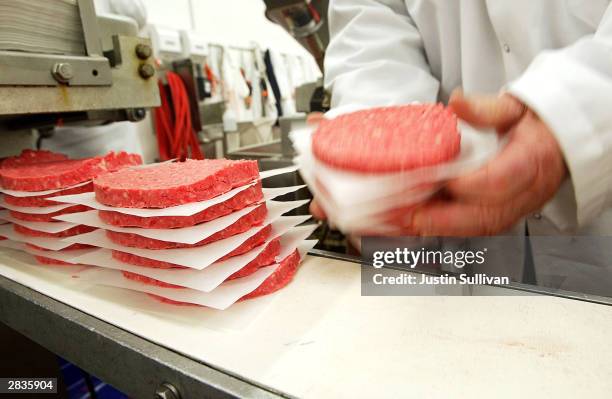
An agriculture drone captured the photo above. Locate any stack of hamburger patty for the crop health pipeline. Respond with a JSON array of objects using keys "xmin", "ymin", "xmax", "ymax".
[
  {"xmin": 53, "ymin": 159, "xmax": 313, "ymax": 305},
  {"xmin": 294, "ymin": 103, "xmax": 469, "ymax": 232},
  {"xmin": 0, "ymin": 150, "xmax": 142, "ymax": 264}
]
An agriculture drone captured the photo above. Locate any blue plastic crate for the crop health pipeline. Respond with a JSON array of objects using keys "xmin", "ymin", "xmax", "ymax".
[{"xmin": 58, "ymin": 357, "xmax": 128, "ymax": 399}]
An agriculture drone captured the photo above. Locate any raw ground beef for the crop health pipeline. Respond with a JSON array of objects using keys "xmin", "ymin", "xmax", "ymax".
[
  {"xmin": 312, "ymin": 104, "xmax": 461, "ymax": 173},
  {"xmin": 5, "ymin": 182, "xmax": 93, "ymax": 207},
  {"xmin": 121, "ymin": 271, "xmax": 185, "ymax": 288},
  {"xmin": 106, "ymin": 204, "xmax": 267, "ymax": 249},
  {"xmin": 227, "ymin": 238, "xmax": 280, "ymax": 280},
  {"xmin": 14, "ymin": 224, "xmax": 96, "ymax": 238},
  {"xmin": 94, "ymin": 159, "xmax": 259, "ymax": 208},
  {"xmin": 10, "ymin": 204, "xmax": 91, "ymax": 222},
  {"xmin": 26, "ymin": 243, "xmax": 94, "ymax": 251},
  {"xmin": 0, "ymin": 151, "xmax": 142, "ymax": 191},
  {"xmin": 119, "ymin": 239, "xmax": 281, "ymax": 288},
  {"xmin": 1, "ymin": 149, "xmax": 68, "ymax": 168},
  {"xmin": 145, "ymin": 248, "xmax": 300, "ymax": 307},
  {"xmin": 111, "ymin": 224, "xmax": 272, "ymax": 269},
  {"xmin": 34, "ymin": 255, "xmax": 76, "ymax": 266},
  {"xmin": 99, "ymin": 181, "xmax": 264, "ymax": 229},
  {"xmin": 240, "ymin": 250, "xmax": 301, "ymax": 301}
]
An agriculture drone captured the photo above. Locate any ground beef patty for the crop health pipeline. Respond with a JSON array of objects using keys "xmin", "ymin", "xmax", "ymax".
[
  {"xmin": 99, "ymin": 181, "xmax": 264, "ymax": 229},
  {"xmin": 10, "ymin": 204, "xmax": 92, "ymax": 223},
  {"xmin": 93, "ymin": 159, "xmax": 259, "ymax": 208},
  {"xmin": 112, "ymin": 225, "xmax": 272, "ymax": 269},
  {"xmin": 1, "ymin": 149, "xmax": 68, "ymax": 168},
  {"xmin": 227, "ymin": 238, "xmax": 281, "ymax": 280},
  {"xmin": 312, "ymin": 104, "xmax": 461, "ymax": 173},
  {"xmin": 5, "ymin": 182, "xmax": 93, "ymax": 207},
  {"xmin": 145, "ymin": 249, "xmax": 301, "ymax": 306},
  {"xmin": 240, "ymin": 250, "xmax": 301, "ymax": 301},
  {"xmin": 14, "ymin": 224, "xmax": 96, "ymax": 238},
  {"xmin": 121, "ymin": 271, "xmax": 186, "ymax": 288},
  {"xmin": 34, "ymin": 256, "xmax": 76, "ymax": 266},
  {"xmin": 119, "ymin": 239, "xmax": 281, "ymax": 288},
  {"xmin": 0, "ymin": 151, "xmax": 142, "ymax": 191},
  {"xmin": 26, "ymin": 243, "xmax": 93, "ymax": 251},
  {"xmin": 106, "ymin": 204, "xmax": 267, "ymax": 249}
]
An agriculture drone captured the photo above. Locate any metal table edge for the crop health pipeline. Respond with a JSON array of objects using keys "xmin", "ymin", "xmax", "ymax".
[
  {"xmin": 0, "ymin": 274, "xmax": 294, "ymax": 399},
  {"xmin": 308, "ymin": 249, "xmax": 612, "ymax": 307}
]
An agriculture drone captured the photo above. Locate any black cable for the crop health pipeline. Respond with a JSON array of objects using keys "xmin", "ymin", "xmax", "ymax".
[
  {"xmin": 36, "ymin": 127, "xmax": 55, "ymax": 150},
  {"xmin": 523, "ymin": 223, "xmax": 538, "ymax": 285},
  {"xmin": 82, "ymin": 371, "xmax": 98, "ymax": 399}
]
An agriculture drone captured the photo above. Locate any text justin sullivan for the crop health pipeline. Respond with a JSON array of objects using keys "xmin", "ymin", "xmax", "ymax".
[{"xmin": 373, "ymin": 273, "xmax": 510, "ymax": 285}]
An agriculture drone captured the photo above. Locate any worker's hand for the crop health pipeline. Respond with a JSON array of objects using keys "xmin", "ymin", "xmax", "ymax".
[
  {"xmin": 390, "ymin": 90, "xmax": 567, "ymax": 236},
  {"xmin": 306, "ymin": 111, "xmax": 325, "ymax": 125},
  {"xmin": 310, "ymin": 199, "xmax": 327, "ymax": 220},
  {"xmin": 306, "ymin": 112, "xmax": 327, "ymax": 220}
]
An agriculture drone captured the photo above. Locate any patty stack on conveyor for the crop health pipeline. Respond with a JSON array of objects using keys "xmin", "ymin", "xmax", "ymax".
[
  {"xmin": 51, "ymin": 159, "xmax": 316, "ymax": 309},
  {"xmin": 97, "ymin": 160, "xmax": 277, "ymax": 272},
  {"xmin": 0, "ymin": 150, "xmax": 142, "ymax": 265}
]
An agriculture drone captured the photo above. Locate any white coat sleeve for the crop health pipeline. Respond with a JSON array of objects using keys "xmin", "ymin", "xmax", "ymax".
[
  {"xmin": 508, "ymin": 5, "xmax": 612, "ymax": 229},
  {"xmin": 324, "ymin": 0, "xmax": 440, "ymax": 117},
  {"xmin": 108, "ymin": 0, "xmax": 147, "ymax": 29}
]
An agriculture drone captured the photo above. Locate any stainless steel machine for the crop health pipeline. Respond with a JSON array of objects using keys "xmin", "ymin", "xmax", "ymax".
[
  {"xmin": 263, "ymin": 0, "xmax": 329, "ymax": 71},
  {"xmin": 0, "ymin": 0, "xmax": 160, "ymax": 132},
  {"xmin": 264, "ymin": 0, "xmax": 330, "ymax": 113}
]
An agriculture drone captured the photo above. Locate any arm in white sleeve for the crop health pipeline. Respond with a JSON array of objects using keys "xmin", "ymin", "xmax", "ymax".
[
  {"xmin": 508, "ymin": 5, "xmax": 612, "ymax": 229},
  {"xmin": 325, "ymin": 0, "xmax": 439, "ymax": 117},
  {"xmin": 108, "ymin": 0, "xmax": 147, "ymax": 29}
]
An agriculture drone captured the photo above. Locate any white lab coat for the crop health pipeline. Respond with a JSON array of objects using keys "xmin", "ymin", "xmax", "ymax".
[
  {"xmin": 325, "ymin": 0, "xmax": 612, "ymax": 295},
  {"xmin": 223, "ymin": 48, "xmax": 251, "ymax": 123},
  {"xmin": 254, "ymin": 46, "xmax": 279, "ymax": 121},
  {"xmin": 94, "ymin": 0, "xmax": 147, "ymax": 29},
  {"xmin": 269, "ymin": 49, "xmax": 298, "ymax": 116}
]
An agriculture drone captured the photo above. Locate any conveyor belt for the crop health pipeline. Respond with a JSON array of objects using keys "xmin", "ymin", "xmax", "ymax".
[{"xmin": 0, "ymin": 248, "xmax": 611, "ymax": 398}]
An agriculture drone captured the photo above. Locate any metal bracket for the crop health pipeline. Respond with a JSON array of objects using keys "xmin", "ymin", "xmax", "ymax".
[
  {"xmin": 78, "ymin": 0, "xmax": 104, "ymax": 57},
  {"xmin": 0, "ymin": 275, "xmax": 286, "ymax": 399},
  {"xmin": 0, "ymin": 36, "xmax": 159, "ymax": 117},
  {"xmin": 0, "ymin": 51, "xmax": 112, "ymax": 86}
]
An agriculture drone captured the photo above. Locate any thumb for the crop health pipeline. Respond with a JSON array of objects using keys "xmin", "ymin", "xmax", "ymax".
[
  {"xmin": 306, "ymin": 112, "xmax": 325, "ymax": 126},
  {"xmin": 310, "ymin": 199, "xmax": 327, "ymax": 220},
  {"xmin": 449, "ymin": 89, "xmax": 526, "ymax": 132}
]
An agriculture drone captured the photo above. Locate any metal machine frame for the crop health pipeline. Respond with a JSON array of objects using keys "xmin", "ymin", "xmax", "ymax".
[
  {"xmin": 0, "ymin": 35, "xmax": 158, "ymax": 117},
  {"xmin": 0, "ymin": 0, "xmax": 111, "ymax": 87},
  {"xmin": 0, "ymin": 0, "xmax": 159, "ymax": 127}
]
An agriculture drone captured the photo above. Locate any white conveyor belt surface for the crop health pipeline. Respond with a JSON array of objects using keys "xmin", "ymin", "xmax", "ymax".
[{"xmin": 0, "ymin": 249, "xmax": 610, "ymax": 399}]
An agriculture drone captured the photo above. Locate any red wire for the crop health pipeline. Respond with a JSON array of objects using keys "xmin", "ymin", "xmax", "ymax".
[
  {"xmin": 154, "ymin": 71, "xmax": 204, "ymax": 161},
  {"xmin": 204, "ymin": 63, "xmax": 217, "ymax": 95},
  {"xmin": 307, "ymin": 1, "xmax": 321, "ymax": 23},
  {"xmin": 155, "ymin": 80, "xmax": 172, "ymax": 160}
]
